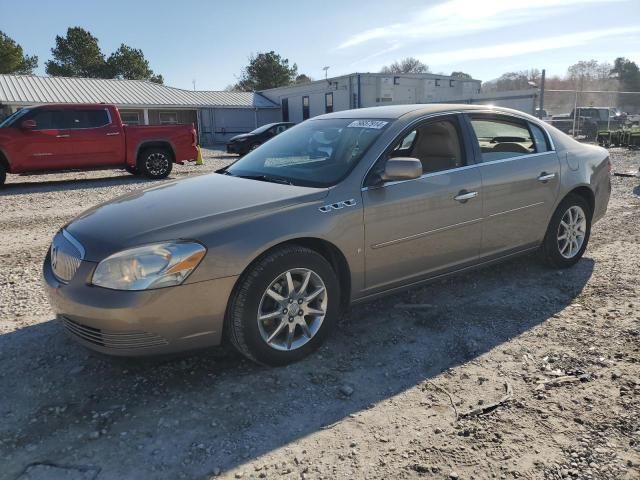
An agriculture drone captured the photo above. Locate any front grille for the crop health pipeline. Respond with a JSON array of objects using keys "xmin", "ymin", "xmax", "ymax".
[
  {"xmin": 51, "ymin": 230, "xmax": 83, "ymax": 283},
  {"xmin": 61, "ymin": 317, "xmax": 168, "ymax": 350}
]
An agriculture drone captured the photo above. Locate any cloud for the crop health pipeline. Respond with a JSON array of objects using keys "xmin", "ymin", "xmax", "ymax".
[
  {"xmin": 413, "ymin": 26, "xmax": 640, "ymax": 64},
  {"xmin": 337, "ymin": 0, "xmax": 622, "ymax": 50}
]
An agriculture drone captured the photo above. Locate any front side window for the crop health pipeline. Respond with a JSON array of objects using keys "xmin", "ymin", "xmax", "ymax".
[
  {"xmin": 226, "ymin": 118, "xmax": 390, "ymax": 187},
  {"xmin": 28, "ymin": 109, "xmax": 66, "ymax": 130},
  {"xmin": 68, "ymin": 109, "xmax": 110, "ymax": 129},
  {"xmin": 390, "ymin": 118, "xmax": 464, "ymax": 174},
  {"xmin": 468, "ymin": 115, "xmax": 535, "ymax": 162}
]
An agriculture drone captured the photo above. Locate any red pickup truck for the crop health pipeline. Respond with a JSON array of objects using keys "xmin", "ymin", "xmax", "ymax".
[{"xmin": 0, "ymin": 104, "xmax": 198, "ymax": 186}]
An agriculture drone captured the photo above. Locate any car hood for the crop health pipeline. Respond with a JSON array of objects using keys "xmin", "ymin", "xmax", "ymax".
[
  {"xmin": 66, "ymin": 174, "xmax": 329, "ymax": 261},
  {"xmin": 228, "ymin": 133, "xmax": 254, "ymax": 142}
]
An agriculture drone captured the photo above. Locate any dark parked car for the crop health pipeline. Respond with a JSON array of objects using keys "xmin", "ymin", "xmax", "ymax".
[{"xmin": 226, "ymin": 122, "xmax": 294, "ymax": 155}]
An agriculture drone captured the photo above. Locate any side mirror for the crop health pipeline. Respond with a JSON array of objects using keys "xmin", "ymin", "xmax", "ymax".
[
  {"xmin": 381, "ymin": 157, "xmax": 423, "ymax": 182},
  {"xmin": 20, "ymin": 119, "xmax": 36, "ymax": 129}
]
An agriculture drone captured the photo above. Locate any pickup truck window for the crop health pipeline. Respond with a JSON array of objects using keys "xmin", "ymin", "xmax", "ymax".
[
  {"xmin": 28, "ymin": 109, "xmax": 66, "ymax": 130},
  {"xmin": 0, "ymin": 108, "xmax": 31, "ymax": 128},
  {"xmin": 68, "ymin": 109, "xmax": 110, "ymax": 129}
]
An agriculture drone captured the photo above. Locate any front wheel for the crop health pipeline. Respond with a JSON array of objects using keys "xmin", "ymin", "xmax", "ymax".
[
  {"xmin": 226, "ymin": 245, "xmax": 340, "ymax": 366},
  {"xmin": 539, "ymin": 194, "xmax": 592, "ymax": 268},
  {"xmin": 137, "ymin": 148, "xmax": 173, "ymax": 179}
]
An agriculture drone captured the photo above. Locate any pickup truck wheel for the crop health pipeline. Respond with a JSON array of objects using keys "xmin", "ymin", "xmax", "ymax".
[
  {"xmin": 0, "ymin": 163, "xmax": 6, "ymax": 186},
  {"xmin": 138, "ymin": 148, "xmax": 173, "ymax": 179},
  {"xmin": 226, "ymin": 245, "xmax": 340, "ymax": 366},
  {"xmin": 539, "ymin": 194, "xmax": 592, "ymax": 268}
]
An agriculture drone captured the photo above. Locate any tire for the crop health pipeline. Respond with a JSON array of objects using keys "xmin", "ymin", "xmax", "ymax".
[
  {"xmin": 539, "ymin": 194, "xmax": 592, "ymax": 268},
  {"xmin": 137, "ymin": 147, "xmax": 173, "ymax": 179},
  {"xmin": 226, "ymin": 245, "xmax": 340, "ymax": 366},
  {"xmin": 0, "ymin": 163, "xmax": 6, "ymax": 187}
]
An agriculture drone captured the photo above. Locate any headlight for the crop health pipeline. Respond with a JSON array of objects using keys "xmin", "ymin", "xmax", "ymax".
[{"xmin": 92, "ymin": 241, "xmax": 206, "ymax": 291}]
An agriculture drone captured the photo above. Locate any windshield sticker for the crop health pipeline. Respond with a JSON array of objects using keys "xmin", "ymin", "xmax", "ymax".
[{"xmin": 347, "ymin": 120, "xmax": 388, "ymax": 129}]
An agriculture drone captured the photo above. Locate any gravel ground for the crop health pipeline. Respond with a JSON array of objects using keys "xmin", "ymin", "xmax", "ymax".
[{"xmin": 0, "ymin": 147, "xmax": 639, "ymax": 480}]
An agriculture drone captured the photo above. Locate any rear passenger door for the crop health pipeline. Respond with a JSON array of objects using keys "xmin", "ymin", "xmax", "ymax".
[
  {"xmin": 465, "ymin": 113, "xmax": 560, "ymax": 257},
  {"xmin": 64, "ymin": 108, "xmax": 124, "ymax": 167}
]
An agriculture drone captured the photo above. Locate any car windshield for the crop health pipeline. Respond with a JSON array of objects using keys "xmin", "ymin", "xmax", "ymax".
[
  {"xmin": 0, "ymin": 108, "xmax": 31, "ymax": 128},
  {"xmin": 249, "ymin": 123, "xmax": 277, "ymax": 134},
  {"xmin": 225, "ymin": 118, "xmax": 390, "ymax": 187}
]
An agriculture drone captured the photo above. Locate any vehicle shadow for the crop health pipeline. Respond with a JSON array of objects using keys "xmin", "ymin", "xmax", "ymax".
[
  {"xmin": 0, "ymin": 174, "xmax": 162, "ymax": 196},
  {"xmin": 1, "ymin": 254, "xmax": 594, "ymax": 479}
]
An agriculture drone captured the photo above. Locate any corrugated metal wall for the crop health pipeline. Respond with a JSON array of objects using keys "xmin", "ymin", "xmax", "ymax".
[{"xmin": 198, "ymin": 107, "xmax": 280, "ymax": 145}]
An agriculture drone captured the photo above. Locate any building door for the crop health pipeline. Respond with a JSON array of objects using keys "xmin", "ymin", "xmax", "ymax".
[
  {"xmin": 302, "ymin": 96, "xmax": 310, "ymax": 120},
  {"xmin": 282, "ymin": 98, "xmax": 289, "ymax": 122}
]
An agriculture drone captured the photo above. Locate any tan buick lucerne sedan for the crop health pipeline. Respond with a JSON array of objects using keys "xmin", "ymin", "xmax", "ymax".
[{"xmin": 44, "ymin": 105, "xmax": 611, "ymax": 365}]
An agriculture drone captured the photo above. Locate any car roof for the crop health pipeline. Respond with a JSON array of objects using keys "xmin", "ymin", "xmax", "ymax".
[{"xmin": 315, "ymin": 104, "xmax": 534, "ymax": 120}]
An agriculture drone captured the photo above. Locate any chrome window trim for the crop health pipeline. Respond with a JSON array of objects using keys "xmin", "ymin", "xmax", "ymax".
[
  {"xmin": 361, "ymin": 151, "xmax": 555, "ymax": 191},
  {"xmin": 62, "ymin": 229, "xmax": 86, "ymax": 259},
  {"xmin": 360, "ymin": 108, "xmax": 556, "ymax": 191}
]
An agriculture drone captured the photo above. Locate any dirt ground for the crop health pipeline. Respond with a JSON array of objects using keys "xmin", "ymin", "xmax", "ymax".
[{"xmin": 0, "ymin": 147, "xmax": 639, "ymax": 480}]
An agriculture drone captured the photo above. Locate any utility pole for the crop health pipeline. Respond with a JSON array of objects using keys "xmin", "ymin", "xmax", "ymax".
[{"xmin": 538, "ymin": 69, "xmax": 545, "ymax": 118}]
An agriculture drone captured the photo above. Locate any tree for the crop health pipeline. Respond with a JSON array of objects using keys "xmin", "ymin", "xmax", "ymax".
[
  {"xmin": 380, "ymin": 57, "xmax": 429, "ymax": 74},
  {"xmin": 483, "ymin": 69, "xmax": 540, "ymax": 92},
  {"xmin": 450, "ymin": 71, "xmax": 472, "ymax": 80},
  {"xmin": 610, "ymin": 57, "xmax": 640, "ymax": 91},
  {"xmin": 235, "ymin": 51, "xmax": 298, "ymax": 91},
  {"xmin": 105, "ymin": 44, "xmax": 163, "ymax": 83},
  {"xmin": 0, "ymin": 31, "xmax": 38, "ymax": 74},
  {"xmin": 295, "ymin": 74, "xmax": 313, "ymax": 84},
  {"xmin": 45, "ymin": 27, "xmax": 106, "ymax": 77}
]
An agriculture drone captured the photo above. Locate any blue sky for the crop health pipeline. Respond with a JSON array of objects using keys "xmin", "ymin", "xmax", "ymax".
[{"xmin": 2, "ymin": 0, "xmax": 639, "ymax": 90}]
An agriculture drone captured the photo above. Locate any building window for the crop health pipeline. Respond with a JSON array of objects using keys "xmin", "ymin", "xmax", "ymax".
[
  {"xmin": 120, "ymin": 111, "xmax": 141, "ymax": 125},
  {"xmin": 435, "ymin": 79, "xmax": 441, "ymax": 87},
  {"xmin": 282, "ymin": 98, "xmax": 289, "ymax": 122},
  {"xmin": 449, "ymin": 79, "xmax": 455, "ymax": 87},
  {"xmin": 159, "ymin": 112, "xmax": 178, "ymax": 124},
  {"xmin": 393, "ymin": 76, "xmax": 400, "ymax": 85},
  {"xmin": 325, "ymin": 93, "xmax": 333, "ymax": 113},
  {"xmin": 302, "ymin": 96, "xmax": 310, "ymax": 120}
]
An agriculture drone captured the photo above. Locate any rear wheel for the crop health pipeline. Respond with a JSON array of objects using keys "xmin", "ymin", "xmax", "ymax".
[
  {"xmin": 226, "ymin": 245, "xmax": 340, "ymax": 366},
  {"xmin": 137, "ymin": 147, "xmax": 173, "ymax": 179},
  {"xmin": 539, "ymin": 194, "xmax": 592, "ymax": 268},
  {"xmin": 0, "ymin": 163, "xmax": 5, "ymax": 187}
]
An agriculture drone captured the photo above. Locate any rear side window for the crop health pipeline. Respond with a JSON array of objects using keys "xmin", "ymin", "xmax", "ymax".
[
  {"xmin": 529, "ymin": 123, "xmax": 550, "ymax": 152},
  {"xmin": 68, "ymin": 109, "xmax": 110, "ymax": 129},
  {"xmin": 469, "ymin": 116, "xmax": 535, "ymax": 162},
  {"xmin": 28, "ymin": 109, "xmax": 66, "ymax": 130}
]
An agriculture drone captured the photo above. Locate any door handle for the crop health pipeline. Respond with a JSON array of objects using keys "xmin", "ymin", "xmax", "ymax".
[
  {"xmin": 106, "ymin": 132, "xmax": 120, "ymax": 136},
  {"xmin": 56, "ymin": 134, "xmax": 70, "ymax": 138},
  {"xmin": 538, "ymin": 172, "xmax": 556, "ymax": 182},
  {"xmin": 454, "ymin": 190, "xmax": 479, "ymax": 202}
]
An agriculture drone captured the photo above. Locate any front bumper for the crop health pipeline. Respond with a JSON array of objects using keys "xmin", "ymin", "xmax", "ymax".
[
  {"xmin": 225, "ymin": 142, "xmax": 245, "ymax": 154},
  {"xmin": 43, "ymin": 250, "xmax": 238, "ymax": 356}
]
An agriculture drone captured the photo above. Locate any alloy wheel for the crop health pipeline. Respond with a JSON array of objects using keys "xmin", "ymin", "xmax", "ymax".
[
  {"xmin": 145, "ymin": 152, "xmax": 169, "ymax": 177},
  {"xmin": 557, "ymin": 205, "xmax": 587, "ymax": 259},
  {"xmin": 257, "ymin": 268, "xmax": 327, "ymax": 351}
]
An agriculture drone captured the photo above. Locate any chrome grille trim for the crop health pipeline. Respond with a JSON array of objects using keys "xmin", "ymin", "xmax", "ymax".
[
  {"xmin": 61, "ymin": 317, "xmax": 168, "ymax": 349},
  {"xmin": 51, "ymin": 230, "xmax": 84, "ymax": 283}
]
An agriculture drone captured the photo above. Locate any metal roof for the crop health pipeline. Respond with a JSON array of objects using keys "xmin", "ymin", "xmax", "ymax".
[{"xmin": 0, "ymin": 74, "xmax": 279, "ymax": 109}]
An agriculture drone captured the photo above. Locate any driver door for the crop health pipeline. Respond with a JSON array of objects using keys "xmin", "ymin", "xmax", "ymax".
[
  {"xmin": 361, "ymin": 115, "xmax": 483, "ymax": 292},
  {"xmin": 19, "ymin": 108, "xmax": 70, "ymax": 170}
]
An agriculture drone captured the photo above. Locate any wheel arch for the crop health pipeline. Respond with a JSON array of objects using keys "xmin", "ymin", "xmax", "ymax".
[
  {"xmin": 232, "ymin": 237, "xmax": 352, "ymax": 313},
  {"xmin": 564, "ymin": 185, "xmax": 595, "ymax": 217},
  {"xmin": 136, "ymin": 141, "xmax": 176, "ymax": 162},
  {"xmin": 0, "ymin": 149, "xmax": 11, "ymax": 173}
]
